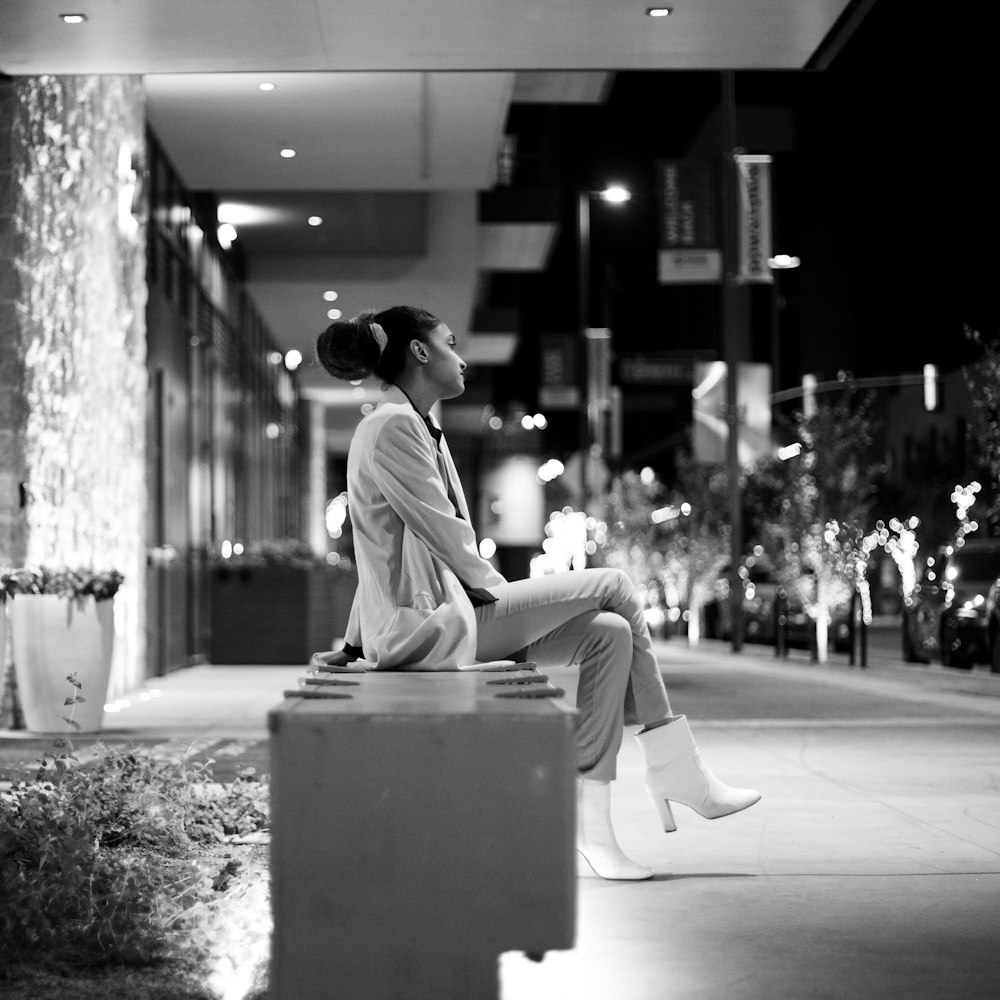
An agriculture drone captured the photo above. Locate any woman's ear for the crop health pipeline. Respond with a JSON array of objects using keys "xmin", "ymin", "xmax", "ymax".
[{"xmin": 409, "ymin": 339, "xmax": 429, "ymax": 364}]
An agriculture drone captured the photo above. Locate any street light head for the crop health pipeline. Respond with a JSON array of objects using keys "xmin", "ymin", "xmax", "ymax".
[
  {"xmin": 767, "ymin": 254, "xmax": 801, "ymax": 269},
  {"xmin": 599, "ymin": 185, "xmax": 631, "ymax": 204}
]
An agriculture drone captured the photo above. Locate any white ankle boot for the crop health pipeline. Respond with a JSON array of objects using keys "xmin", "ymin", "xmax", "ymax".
[
  {"xmin": 634, "ymin": 716, "xmax": 761, "ymax": 832},
  {"xmin": 576, "ymin": 779, "xmax": 654, "ymax": 881}
]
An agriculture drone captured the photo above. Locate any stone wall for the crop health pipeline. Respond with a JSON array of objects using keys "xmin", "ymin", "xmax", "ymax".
[{"xmin": 0, "ymin": 75, "xmax": 147, "ymax": 699}]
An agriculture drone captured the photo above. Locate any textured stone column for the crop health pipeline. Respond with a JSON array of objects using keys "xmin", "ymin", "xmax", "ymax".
[
  {"xmin": 0, "ymin": 75, "xmax": 148, "ymax": 700},
  {"xmin": 0, "ymin": 77, "xmax": 28, "ymax": 567}
]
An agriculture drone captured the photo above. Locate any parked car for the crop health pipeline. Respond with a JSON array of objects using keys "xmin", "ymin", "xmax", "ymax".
[
  {"xmin": 705, "ymin": 563, "xmax": 849, "ymax": 652},
  {"xmin": 982, "ymin": 574, "xmax": 1000, "ymax": 674},
  {"xmin": 903, "ymin": 538, "xmax": 1000, "ymax": 668},
  {"xmin": 704, "ymin": 563, "xmax": 780, "ymax": 645}
]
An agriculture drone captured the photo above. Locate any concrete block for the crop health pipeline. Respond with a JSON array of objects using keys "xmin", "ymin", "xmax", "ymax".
[{"xmin": 268, "ymin": 670, "xmax": 577, "ymax": 1000}]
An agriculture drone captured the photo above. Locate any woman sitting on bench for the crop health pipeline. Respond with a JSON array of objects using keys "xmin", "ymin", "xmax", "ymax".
[{"xmin": 315, "ymin": 305, "xmax": 760, "ymax": 881}]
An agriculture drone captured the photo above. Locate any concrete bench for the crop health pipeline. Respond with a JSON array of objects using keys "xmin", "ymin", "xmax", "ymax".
[{"xmin": 268, "ymin": 663, "xmax": 577, "ymax": 1000}]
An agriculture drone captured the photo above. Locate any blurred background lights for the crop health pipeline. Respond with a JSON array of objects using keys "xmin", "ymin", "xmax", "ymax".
[
  {"xmin": 279, "ymin": 148, "xmax": 296, "ymax": 158},
  {"xmin": 520, "ymin": 414, "xmax": 534, "ymax": 430},
  {"xmin": 307, "ymin": 216, "xmax": 323, "ymax": 226},
  {"xmin": 258, "ymin": 81, "xmax": 275, "ymax": 91},
  {"xmin": 61, "ymin": 13, "xmax": 87, "ymax": 23},
  {"xmin": 327, "ymin": 308, "xmax": 342, "ymax": 320},
  {"xmin": 532, "ymin": 413, "xmax": 547, "ymax": 428},
  {"xmin": 284, "ymin": 349, "xmax": 302, "ymax": 371},
  {"xmin": 479, "ymin": 537, "xmax": 497, "ymax": 559},
  {"xmin": 640, "ymin": 466, "xmax": 656, "ymax": 485},
  {"xmin": 264, "ymin": 422, "xmax": 281, "ymax": 440},
  {"xmin": 537, "ymin": 458, "xmax": 565, "ymax": 483},
  {"xmin": 778, "ymin": 442, "xmax": 803, "ymax": 460},
  {"xmin": 650, "ymin": 503, "xmax": 690, "ymax": 524},
  {"xmin": 267, "ymin": 350, "xmax": 283, "ymax": 365},
  {"xmin": 488, "ymin": 415, "xmax": 503, "ymax": 431},
  {"xmin": 322, "ymin": 290, "xmax": 339, "ymax": 301},
  {"xmin": 217, "ymin": 223, "xmax": 237, "ymax": 249},
  {"xmin": 646, "ymin": 7, "xmax": 672, "ymax": 16},
  {"xmin": 325, "ymin": 492, "xmax": 348, "ymax": 538},
  {"xmin": 532, "ymin": 510, "xmax": 588, "ymax": 576}
]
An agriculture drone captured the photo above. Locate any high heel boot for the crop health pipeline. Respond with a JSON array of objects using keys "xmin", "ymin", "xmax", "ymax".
[
  {"xmin": 634, "ymin": 716, "xmax": 761, "ymax": 832},
  {"xmin": 576, "ymin": 778, "xmax": 654, "ymax": 881}
]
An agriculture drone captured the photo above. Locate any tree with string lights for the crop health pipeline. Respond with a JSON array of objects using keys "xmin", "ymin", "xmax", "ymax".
[{"xmin": 747, "ymin": 387, "xmax": 881, "ymax": 661}]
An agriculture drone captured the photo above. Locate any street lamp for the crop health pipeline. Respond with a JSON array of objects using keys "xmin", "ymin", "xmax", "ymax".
[
  {"xmin": 577, "ymin": 184, "xmax": 631, "ymax": 511},
  {"xmin": 767, "ymin": 252, "xmax": 801, "ymax": 396}
]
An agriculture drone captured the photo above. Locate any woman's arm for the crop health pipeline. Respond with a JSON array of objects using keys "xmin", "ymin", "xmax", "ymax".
[{"xmin": 370, "ymin": 412, "xmax": 505, "ymax": 591}]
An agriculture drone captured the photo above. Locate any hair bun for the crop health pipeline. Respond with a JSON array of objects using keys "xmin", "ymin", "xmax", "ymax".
[{"xmin": 315, "ymin": 314, "xmax": 383, "ymax": 382}]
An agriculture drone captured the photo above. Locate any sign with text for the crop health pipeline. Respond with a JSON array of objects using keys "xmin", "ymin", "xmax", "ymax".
[
  {"xmin": 735, "ymin": 154, "xmax": 774, "ymax": 283},
  {"xmin": 656, "ymin": 159, "xmax": 721, "ymax": 284},
  {"xmin": 617, "ymin": 356, "xmax": 692, "ymax": 386}
]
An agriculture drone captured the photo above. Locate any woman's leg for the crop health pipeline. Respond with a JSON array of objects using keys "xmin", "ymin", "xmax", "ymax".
[
  {"xmin": 476, "ymin": 567, "xmax": 672, "ymax": 727},
  {"xmin": 483, "ymin": 606, "xmax": 632, "ymax": 779},
  {"xmin": 478, "ymin": 568, "xmax": 761, "ymax": 847}
]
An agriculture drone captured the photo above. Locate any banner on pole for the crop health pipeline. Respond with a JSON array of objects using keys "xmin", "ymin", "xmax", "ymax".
[
  {"xmin": 734, "ymin": 154, "xmax": 773, "ymax": 284},
  {"xmin": 585, "ymin": 328, "xmax": 612, "ymax": 411},
  {"xmin": 691, "ymin": 361, "xmax": 772, "ymax": 465},
  {"xmin": 539, "ymin": 333, "xmax": 580, "ymax": 409},
  {"xmin": 656, "ymin": 159, "xmax": 721, "ymax": 284}
]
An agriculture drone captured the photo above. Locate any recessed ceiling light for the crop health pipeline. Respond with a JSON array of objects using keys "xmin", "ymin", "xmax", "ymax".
[
  {"xmin": 323, "ymin": 290, "xmax": 338, "ymax": 301},
  {"xmin": 646, "ymin": 7, "xmax": 672, "ymax": 16},
  {"xmin": 327, "ymin": 309, "xmax": 342, "ymax": 320},
  {"xmin": 60, "ymin": 13, "xmax": 88, "ymax": 23},
  {"xmin": 280, "ymin": 148, "xmax": 296, "ymax": 158},
  {"xmin": 307, "ymin": 216, "xmax": 323, "ymax": 226},
  {"xmin": 258, "ymin": 82, "xmax": 275, "ymax": 92}
]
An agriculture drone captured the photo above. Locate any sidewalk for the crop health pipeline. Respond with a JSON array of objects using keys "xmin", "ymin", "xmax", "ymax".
[
  {"xmin": 3, "ymin": 644, "xmax": 998, "ymax": 999},
  {"xmin": 507, "ymin": 640, "xmax": 1000, "ymax": 1000}
]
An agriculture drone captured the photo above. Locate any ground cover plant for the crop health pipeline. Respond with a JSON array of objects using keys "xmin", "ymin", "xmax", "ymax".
[{"xmin": 0, "ymin": 675, "xmax": 272, "ymax": 1000}]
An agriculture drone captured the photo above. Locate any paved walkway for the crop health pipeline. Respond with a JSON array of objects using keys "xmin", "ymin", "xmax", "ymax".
[{"xmin": 3, "ymin": 640, "xmax": 998, "ymax": 999}]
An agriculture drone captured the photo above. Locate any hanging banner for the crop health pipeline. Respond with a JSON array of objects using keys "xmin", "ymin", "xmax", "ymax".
[
  {"xmin": 656, "ymin": 159, "xmax": 721, "ymax": 284},
  {"xmin": 585, "ymin": 328, "xmax": 612, "ymax": 412},
  {"xmin": 734, "ymin": 154, "xmax": 774, "ymax": 284},
  {"xmin": 538, "ymin": 333, "xmax": 580, "ymax": 409},
  {"xmin": 691, "ymin": 361, "xmax": 772, "ymax": 465}
]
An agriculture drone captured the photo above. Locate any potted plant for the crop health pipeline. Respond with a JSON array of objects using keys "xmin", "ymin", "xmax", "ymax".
[
  {"xmin": 1, "ymin": 566, "xmax": 124, "ymax": 733},
  {"xmin": 209, "ymin": 541, "xmax": 355, "ymax": 664}
]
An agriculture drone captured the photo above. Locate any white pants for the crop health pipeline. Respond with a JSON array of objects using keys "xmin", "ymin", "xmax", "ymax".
[{"xmin": 475, "ymin": 568, "xmax": 672, "ymax": 780}]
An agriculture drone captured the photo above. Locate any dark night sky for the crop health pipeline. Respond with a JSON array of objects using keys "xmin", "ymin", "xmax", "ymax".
[{"xmin": 496, "ymin": 0, "xmax": 996, "ymax": 411}]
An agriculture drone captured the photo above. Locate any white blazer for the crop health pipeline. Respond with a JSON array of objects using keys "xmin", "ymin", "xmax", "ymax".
[{"xmin": 343, "ymin": 386, "xmax": 507, "ymax": 669}]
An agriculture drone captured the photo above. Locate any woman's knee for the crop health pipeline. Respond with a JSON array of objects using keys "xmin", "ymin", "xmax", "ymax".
[
  {"xmin": 590, "ymin": 567, "xmax": 639, "ymax": 611},
  {"xmin": 584, "ymin": 612, "xmax": 633, "ymax": 660}
]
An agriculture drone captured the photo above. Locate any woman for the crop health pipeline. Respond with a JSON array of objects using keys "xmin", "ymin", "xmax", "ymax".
[{"xmin": 315, "ymin": 306, "xmax": 760, "ymax": 881}]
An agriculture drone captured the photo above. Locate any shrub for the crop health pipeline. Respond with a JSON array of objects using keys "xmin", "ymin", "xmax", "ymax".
[{"xmin": 0, "ymin": 743, "xmax": 270, "ymax": 971}]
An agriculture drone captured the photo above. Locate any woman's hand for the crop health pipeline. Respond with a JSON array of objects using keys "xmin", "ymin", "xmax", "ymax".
[{"xmin": 309, "ymin": 648, "xmax": 358, "ymax": 669}]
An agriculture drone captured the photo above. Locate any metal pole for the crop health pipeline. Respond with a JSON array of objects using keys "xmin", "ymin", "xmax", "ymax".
[
  {"xmin": 720, "ymin": 71, "xmax": 747, "ymax": 653},
  {"xmin": 577, "ymin": 190, "xmax": 590, "ymax": 509}
]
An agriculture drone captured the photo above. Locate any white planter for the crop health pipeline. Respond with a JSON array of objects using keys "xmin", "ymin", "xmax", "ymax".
[{"xmin": 9, "ymin": 594, "xmax": 115, "ymax": 733}]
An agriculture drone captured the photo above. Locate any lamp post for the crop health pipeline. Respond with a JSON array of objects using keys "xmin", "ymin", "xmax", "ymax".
[{"xmin": 577, "ymin": 184, "xmax": 630, "ymax": 512}]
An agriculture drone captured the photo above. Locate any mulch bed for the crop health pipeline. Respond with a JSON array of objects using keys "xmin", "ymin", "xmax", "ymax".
[{"xmin": 0, "ymin": 736, "xmax": 271, "ymax": 784}]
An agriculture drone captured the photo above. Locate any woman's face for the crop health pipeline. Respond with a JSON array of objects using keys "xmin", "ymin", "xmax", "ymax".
[{"xmin": 420, "ymin": 323, "xmax": 467, "ymax": 400}]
